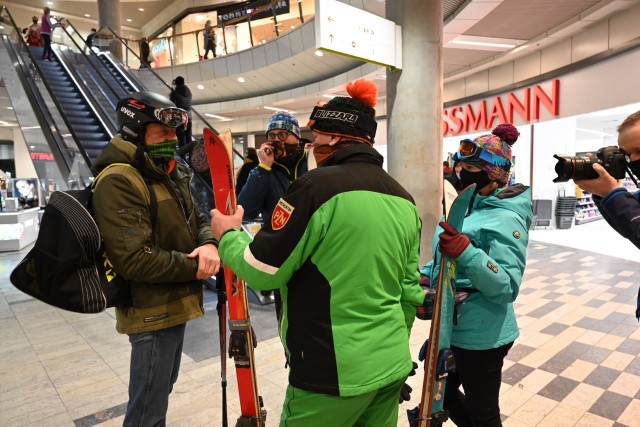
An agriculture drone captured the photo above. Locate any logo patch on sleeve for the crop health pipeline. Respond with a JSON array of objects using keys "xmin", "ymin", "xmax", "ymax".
[
  {"xmin": 487, "ymin": 261, "xmax": 499, "ymax": 273},
  {"xmin": 272, "ymin": 198, "xmax": 295, "ymax": 230}
]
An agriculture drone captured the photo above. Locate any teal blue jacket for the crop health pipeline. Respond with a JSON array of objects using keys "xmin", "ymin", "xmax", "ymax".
[
  {"xmin": 421, "ymin": 184, "xmax": 533, "ymax": 350},
  {"xmin": 219, "ymin": 144, "xmax": 425, "ymax": 396}
]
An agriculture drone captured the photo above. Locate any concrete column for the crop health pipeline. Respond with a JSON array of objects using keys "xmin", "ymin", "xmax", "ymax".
[
  {"xmin": 97, "ymin": 0, "xmax": 122, "ymax": 58},
  {"xmin": 386, "ymin": 0, "xmax": 443, "ymax": 265}
]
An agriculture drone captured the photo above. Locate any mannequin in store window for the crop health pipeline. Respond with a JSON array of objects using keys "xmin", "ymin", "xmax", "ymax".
[{"xmin": 575, "ymin": 110, "xmax": 640, "ymax": 320}]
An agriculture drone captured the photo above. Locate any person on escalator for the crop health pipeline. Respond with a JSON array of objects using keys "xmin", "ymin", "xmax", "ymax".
[
  {"xmin": 169, "ymin": 76, "xmax": 193, "ymax": 149},
  {"xmin": 23, "ymin": 16, "xmax": 41, "ymax": 47},
  {"xmin": 85, "ymin": 28, "xmax": 97, "ymax": 53},
  {"xmin": 139, "ymin": 37, "xmax": 151, "ymax": 68},
  {"xmin": 40, "ymin": 7, "xmax": 59, "ymax": 61}
]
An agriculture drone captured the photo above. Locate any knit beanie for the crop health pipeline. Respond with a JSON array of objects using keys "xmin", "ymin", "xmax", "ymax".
[
  {"xmin": 175, "ymin": 76, "xmax": 185, "ymax": 85},
  {"xmin": 468, "ymin": 124, "xmax": 519, "ymax": 184},
  {"xmin": 308, "ymin": 79, "xmax": 378, "ymax": 145},
  {"xmin": 266, "ymin": 111, "xmax": 301, "ymax": 139}
]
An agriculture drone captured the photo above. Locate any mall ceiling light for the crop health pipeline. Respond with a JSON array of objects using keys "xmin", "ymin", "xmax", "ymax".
[
  {"xmin": 138, "ymin": 8, "xmax": 144, "ymax": 12},
  {"xmin": 197, "ymin": 84, "xmax": 205, "ymax": 90},
  {"xmin": 84, "ymin": 14, "xmax": 90, "ymax": 17},
  {"xmin": 237, "ymin": 77, "xmax": 246, "ymax": 83},
  {"xmin": 205, "ymin": 113, "xmax": 230, "ymax": 121},
  {"xmin": 315, "ymin": 50, "xmax": 324, "ymax": 57},
  {"xmin": 264, "ymin": 106, "xmax": 288, "ymax": 112},
  {"xmin": 447, "ymin": 35, "xmax": 525, "ymax": 51}
]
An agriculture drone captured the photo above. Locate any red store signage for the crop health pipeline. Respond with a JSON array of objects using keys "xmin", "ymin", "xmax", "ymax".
[
  {"xmin": 30, "ymin": 151, "xmax": 55, "ymax": 161},
  {"xmin": 443, "ymin": 79, "xmax": 560, "ymax": 136}
]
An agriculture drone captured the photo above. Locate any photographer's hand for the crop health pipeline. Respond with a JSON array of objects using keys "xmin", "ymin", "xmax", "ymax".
[{"xmin": 575, "ymin": 164, "xmax": 619, "ymax": 197}]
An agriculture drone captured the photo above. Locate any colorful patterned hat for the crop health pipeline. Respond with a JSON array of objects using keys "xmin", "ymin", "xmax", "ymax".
[
  {"xmin": 266, "ymin": 111, "xmax": 301, "ymax": 139},
  {"xmin": 472, "ymin": 124, "xmax": 519, "ymax": 184}
]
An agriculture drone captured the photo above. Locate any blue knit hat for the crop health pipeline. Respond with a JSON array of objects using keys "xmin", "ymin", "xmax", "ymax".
[{"xmin": 266, "ymin": 111, "xmax": 301, "ymax": 139}]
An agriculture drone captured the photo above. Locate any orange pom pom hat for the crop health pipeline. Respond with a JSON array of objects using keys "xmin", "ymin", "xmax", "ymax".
[{"xmin": 307, "ymin": 79, "xmax": 378, "ymax": 145}]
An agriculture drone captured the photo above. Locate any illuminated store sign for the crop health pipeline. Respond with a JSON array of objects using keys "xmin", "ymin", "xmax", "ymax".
[
  {"xmin": 443, "ymin": 79, "xmax": 560, "ymax": 135},
  {"xmin": 30, "ymin": 152, "xmax": 55, "ymax": 161},
  {"xmin": 218, "ymin": 0, "xmax": 290, "ymax": 24}
]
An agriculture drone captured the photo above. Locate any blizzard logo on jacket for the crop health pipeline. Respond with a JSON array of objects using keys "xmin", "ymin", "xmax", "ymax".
[
  {"xmin": 272, "ymin": 198, "xmax": 295, "ymax": 230},
  {"xmin": 312, "ymin": 109, "xmax": 358, "ymax": 123}
]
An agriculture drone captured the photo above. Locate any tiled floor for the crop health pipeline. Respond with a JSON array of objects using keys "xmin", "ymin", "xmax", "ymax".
[{"xmin": 1, "ymin": 231, "xmax": 640, "ymax": 426}]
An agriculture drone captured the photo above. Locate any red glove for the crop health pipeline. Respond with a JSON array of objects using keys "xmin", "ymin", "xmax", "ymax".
[{"xmin": 438, "ymin": 221, "xmax": 470, "ymax": 259}]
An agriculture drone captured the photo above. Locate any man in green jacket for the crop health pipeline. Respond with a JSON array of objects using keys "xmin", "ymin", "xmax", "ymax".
[
  {"xmin": 211, "ymin": 79, "xmax": 424, "ymax": 426},
  {"xmin": 92, "ymin": 91, "xmax": 220, "ymax": 426}
]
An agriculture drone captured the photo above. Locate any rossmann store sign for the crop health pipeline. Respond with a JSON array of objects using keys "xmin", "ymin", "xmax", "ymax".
[{"xmin": 443, "ymin": 79, "xmax": 560, "ymax": 136}]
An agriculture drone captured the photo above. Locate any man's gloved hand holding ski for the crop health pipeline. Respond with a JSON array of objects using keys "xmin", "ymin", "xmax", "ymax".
[
  {"xmin": 416, "ymin": 277, "xmax": 436, "ymax": 320},
  {"xmin": 398, "ymin": 361, "xmax": 418, "ymax": 404},
  {"xmin": 438, "ymin": 221, "xmax": 470, "ymax": 259}
]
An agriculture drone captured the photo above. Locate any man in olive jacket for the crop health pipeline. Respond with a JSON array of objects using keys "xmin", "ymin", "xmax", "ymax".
[{"xmin": 92, "ymin": 91, "xmax": 220, "ymax": 426}]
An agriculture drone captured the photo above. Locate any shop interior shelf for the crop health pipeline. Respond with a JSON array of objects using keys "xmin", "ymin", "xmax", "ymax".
[{"xmin": 575, "ymin": 215, "xmax": 603, "ymax": 225}]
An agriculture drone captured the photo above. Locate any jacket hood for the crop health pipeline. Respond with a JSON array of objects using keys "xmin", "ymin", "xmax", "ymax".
[
  {"xmin": 92, "ymin": 135, "xmax": 139, "ymax": 174},
  {"xmin": 473, "ymin": 183, "xmax": 533, "ymax": 228}
]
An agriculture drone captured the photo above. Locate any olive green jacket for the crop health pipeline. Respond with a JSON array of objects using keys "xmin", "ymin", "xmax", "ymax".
[{"xmin": 92, "ymin": 135, "xmax": 216, "ymax": 334}]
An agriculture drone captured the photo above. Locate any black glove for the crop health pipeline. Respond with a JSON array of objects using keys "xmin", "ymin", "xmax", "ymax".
[
  {"xmin": 409, "ymin": 361, "xmax": 418, "ymax": 376},
  {"xmin": 399, "ymin": 382, "xmax": 413, "ymax": 404},
  {"xmin": 418, "ymin": 339, "xmax": 429, "ymax": 362}
]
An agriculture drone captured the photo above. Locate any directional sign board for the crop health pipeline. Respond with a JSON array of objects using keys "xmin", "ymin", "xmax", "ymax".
[{"xmin": 315, "ymin": 0, "xmax": 402, "ymax": 69}]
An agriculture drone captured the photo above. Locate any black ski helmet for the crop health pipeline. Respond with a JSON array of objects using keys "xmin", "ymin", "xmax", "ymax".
[{"xmin": 116, "ymin": 91, "xmax": 188, "ymax": 144}]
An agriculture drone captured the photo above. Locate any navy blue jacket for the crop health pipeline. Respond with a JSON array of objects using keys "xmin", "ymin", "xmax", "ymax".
[
  {"xmin": 594, "ymin": 188, "xmax": 640, "ymax": 319},
  {"xmin": 238, "ymin": 150, "xmax": 309, "ymax": 225},
  {"xmin": 594, "ymin": 188, "xmax": 640, "ymax": 248}
]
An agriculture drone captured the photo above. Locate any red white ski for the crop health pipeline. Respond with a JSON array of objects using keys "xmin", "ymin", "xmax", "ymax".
[{"xmin": 204, "ymin": 127, "xmax": 266, "ymax": 427}]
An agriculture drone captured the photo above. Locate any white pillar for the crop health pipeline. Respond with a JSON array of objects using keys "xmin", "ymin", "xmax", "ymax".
[{"xmin": 387, "ymin": 0, "xmax": 443, "ymax": 265}]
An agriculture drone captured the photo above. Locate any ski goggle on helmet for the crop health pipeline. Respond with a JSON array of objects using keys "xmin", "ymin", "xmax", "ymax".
[
  {"xmin": 154, "ymin": 107, "xmax": 188, "ymax": 129},
  {"xmin": 453, "ymin": 138, "xmax": 511, "ymax": 170}
]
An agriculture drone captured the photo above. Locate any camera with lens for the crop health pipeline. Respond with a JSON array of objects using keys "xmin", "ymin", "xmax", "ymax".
[{"xmin": 552, "ymin": 146, "xmax": 627, "ymax": 183}]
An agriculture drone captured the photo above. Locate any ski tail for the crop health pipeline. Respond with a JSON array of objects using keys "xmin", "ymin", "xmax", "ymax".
[{"xmin": 204, "ymin": 128, "xmax": 267, "ymax": 426}]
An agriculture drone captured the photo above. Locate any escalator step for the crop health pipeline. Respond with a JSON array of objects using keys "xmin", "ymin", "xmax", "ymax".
[{"xmin": 77, "ymin": 133, "xmax": 110, "ymax": 142}]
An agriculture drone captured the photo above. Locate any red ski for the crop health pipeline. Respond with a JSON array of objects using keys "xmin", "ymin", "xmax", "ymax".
[{"xmin": 204, "ymin": 127, "xmax": 266, "ymax": 427}]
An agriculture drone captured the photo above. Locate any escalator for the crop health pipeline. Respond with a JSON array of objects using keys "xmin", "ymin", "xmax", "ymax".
[{"xmin": 32, "ymin": 45, "xmax": 112, "ymax": 161}]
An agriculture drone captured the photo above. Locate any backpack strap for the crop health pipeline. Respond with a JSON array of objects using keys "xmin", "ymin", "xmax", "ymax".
[{"xmin": 92, "ymin": 163, "xmax": 158, "ymax": 228}]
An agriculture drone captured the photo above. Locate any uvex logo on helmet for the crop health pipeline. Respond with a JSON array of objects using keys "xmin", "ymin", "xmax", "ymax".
[{"xmin": 120, "ymin": 107, "xmax": 135, "ymax": 118}]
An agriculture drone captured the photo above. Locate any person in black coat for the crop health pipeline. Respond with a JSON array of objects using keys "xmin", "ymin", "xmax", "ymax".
[
  {"xmin": 139, "ymin": 37, "xmax": 150, "ymax": 68},
  {"xmin": 235, "ymin": 147, "xmax": 259, "ymax": 195},
  {"xmin": 169, "ymin": 76, "xmax": 193, "ymax": 148},
  {"xmin": 445, "ymin": 160, "xmax": 464, "ymax": 192}
]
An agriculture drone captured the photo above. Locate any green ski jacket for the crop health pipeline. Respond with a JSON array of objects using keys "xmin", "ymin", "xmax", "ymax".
[{"xmin": 219, "ymin": 144, "xmax": 425, "ymax": 397}]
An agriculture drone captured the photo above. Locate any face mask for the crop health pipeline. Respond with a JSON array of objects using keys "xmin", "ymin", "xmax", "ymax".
[
  {"xmin": 459, "ymin": 167, "xmax": 492, "ymax": 194},
  {"xmin": 312, "ymin": 141, "xmax": 357, "ymax": 166},
  {"xmin": 313, "ymin": 144, "xmax": 336, "ymax": 166},
  {"xmin": 276, "ymin": 143, "xmax": 303, "ymax": 168},
  {"xmin": 146, "ymin": 139, "xmax": 178, "ymax": 161}
]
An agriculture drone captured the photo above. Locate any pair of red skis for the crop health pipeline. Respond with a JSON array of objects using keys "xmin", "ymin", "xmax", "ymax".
[{"xmin": 203, "ymin": 128, "xmax": 266, "ymax": 427}]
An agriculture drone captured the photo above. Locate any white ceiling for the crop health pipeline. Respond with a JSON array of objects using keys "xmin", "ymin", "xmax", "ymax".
[{"xmin": 1, "ymin": 0, "xmax": 638, "ymax": 134}]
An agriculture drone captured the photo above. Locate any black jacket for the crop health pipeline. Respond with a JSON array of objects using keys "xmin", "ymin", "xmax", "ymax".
[{"xmin": 170, "ymin": 84, "xmax": 192, "ymax": 112}]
